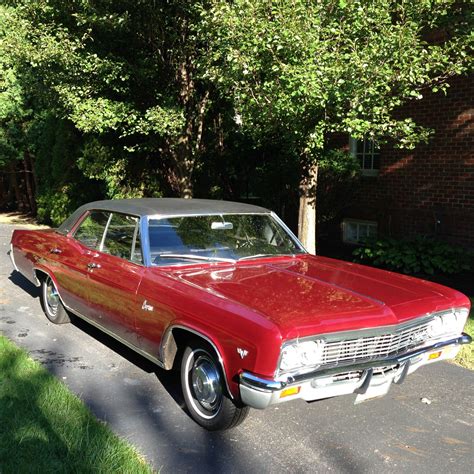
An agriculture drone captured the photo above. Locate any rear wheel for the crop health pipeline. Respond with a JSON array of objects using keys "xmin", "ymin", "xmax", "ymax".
[
  {"xmin": 180, "ymin": 342, "xmax": 249, "ymax": 431},
  {"xmin": 41, "ymin": 276, "xmax": 70, "ymax": 324}
]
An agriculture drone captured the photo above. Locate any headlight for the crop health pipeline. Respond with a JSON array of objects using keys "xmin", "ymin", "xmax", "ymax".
[
  {"xmin": 279, "ymin": 340, "xmax": 325, "ymax": 373},
  {"xmin": 427, "ymin": 307, "xmax": 469, "ymax": 339}
]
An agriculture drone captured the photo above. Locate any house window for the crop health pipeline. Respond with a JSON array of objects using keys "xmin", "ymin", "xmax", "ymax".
[
  {"xmin": 342, "ymin": 218, "xmax": 377, "ymax": 244},
  {"xmin": 349, "ymin": 137, "xmax": 380, "ymax": 176}
]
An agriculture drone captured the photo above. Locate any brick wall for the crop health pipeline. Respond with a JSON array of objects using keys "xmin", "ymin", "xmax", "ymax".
[{"xmin": 344, "ymin": 74, "xmax": 474, "ymax": 248}]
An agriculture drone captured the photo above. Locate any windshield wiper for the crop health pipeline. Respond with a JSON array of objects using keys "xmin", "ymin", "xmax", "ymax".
[
  {"xmin": 238, "ymin": 253, "xmax": 295, "ymax": 261},
  {"xmin": 157, "ymin": 254, "xmax": 236, "ymax": 263}
]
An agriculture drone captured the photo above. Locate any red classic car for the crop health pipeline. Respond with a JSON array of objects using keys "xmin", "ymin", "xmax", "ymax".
[{"xmin": 9, "ymin": 198, "xmax": 472, "ymax": 430}]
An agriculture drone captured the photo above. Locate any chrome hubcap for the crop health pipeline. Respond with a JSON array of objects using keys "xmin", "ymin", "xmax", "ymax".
[
  {"xmin": 191, "ymin": 354, "xmax": 222, "ymax": 413},
  {"xmin": 46, "ymin": 279, "xmax": 59, "ymax": 315}
]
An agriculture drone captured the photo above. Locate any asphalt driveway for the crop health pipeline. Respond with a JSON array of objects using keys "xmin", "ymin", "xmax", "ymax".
[{"xmin": 1, "ymin": 222, "xmax": 473, "ymax": 473}]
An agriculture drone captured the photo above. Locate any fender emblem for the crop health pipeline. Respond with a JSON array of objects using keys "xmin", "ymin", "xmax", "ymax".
[
  {"xmin": 237, "ymin": 348, "xmax": 249, "ymax": 359},
  {"xmin": 141, "ymin": 300, "xmax": 154, "ymax": 312}
]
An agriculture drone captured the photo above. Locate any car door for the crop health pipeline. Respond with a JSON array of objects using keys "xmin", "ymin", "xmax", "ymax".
[
  {"xmin": 53, "ymin": 210, "xmax": 110, "ymax": 317},
  {"xmin": 84, "ymin": 212, "xmax": 145, "ymax": 346}
]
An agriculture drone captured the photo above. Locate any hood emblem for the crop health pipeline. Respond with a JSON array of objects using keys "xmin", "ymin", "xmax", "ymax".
[{"xmin": 237, "ymin": 348, "xmax": 249, "ymax": 359}]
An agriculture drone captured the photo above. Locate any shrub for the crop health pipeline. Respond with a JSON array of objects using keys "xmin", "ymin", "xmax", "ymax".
[{"xmin": 352, "ymin": 236, "xmax": 472, "ymax": 275}]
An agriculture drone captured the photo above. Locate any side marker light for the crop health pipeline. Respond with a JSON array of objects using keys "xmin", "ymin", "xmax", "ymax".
[
  {"xmin": 280, "ymin": 386, "xmax": 301, "ymax": 398},
  {"xmin": 428, "ymin": 351, "xmax": 442, "ymax": 360}
]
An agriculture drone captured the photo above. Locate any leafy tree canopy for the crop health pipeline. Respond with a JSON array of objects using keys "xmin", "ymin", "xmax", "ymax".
[
  {"xmin": 198, "ymin": 0, "xmax": 472, "ymax": 250},
  {"xmin": 204, "ymin": 0, "xmax": 472, "ymax": 151},
  {"xmin": 0, "ymin": 1, "xmax": 472, "ymax": 238}
]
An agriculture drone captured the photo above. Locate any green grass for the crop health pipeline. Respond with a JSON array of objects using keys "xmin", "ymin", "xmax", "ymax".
[
  {"xmin": 455, "ymin": 301, "xmax": 474, "ymax": 370},
  {"xmin": 0, "ymin": 335, "xmax": 153, "ymax": 473}
]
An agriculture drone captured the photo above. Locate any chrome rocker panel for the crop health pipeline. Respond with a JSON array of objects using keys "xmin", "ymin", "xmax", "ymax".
[{"xmin": 240, "ymin": 334, "xmax": 472, "ymax": 409}]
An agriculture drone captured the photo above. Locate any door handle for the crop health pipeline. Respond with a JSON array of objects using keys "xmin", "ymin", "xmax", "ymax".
[
  {"xmin": 50, "ymin": 248, "xmax": 62, "ymax": 254},
  {"xmin": 87, "ymin": 262, "xmax": 101, "ymax": 269}
]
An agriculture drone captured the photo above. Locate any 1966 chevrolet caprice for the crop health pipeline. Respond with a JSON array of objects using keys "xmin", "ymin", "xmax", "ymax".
[{"xmin": 9, "ymin": 198, "xmax": 472, "ymax": 430}]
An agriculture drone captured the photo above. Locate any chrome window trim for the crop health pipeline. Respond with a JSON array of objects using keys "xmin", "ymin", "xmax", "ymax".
[
  {"xmin": 99, "ymin": 212, "xmax": 114, "ymax": 252},
  {"xmin": 145, "ymin": 212, "xmax": 307, "ymax": 268},
  {"xmin": 68, "ymin": 210, "xmax": 90, "ymax": 236},
  {"xmin": 101, "ymin": 212, "xmax": 145, "ymax": 265},
  {"xmin": 270, "ymin": 211, "xmax": 307, "ymax": 254},
  {"xmin": 130, "ymin": 218, "xmax": 141, "ymax": 263},
  {"xmin": 72, "ymin": 210, "xmax": 146, "ymax": 267},
  {"xmin": 146, "ymin": 211, "xmax": 271, "ymax": 220},
  {"xmin": 71, "ymin": 209, "xmax": 111, "ymax": 251},
  {"xmin": 141, "ymin": 216, "xmax": 152, "ymax": 267}
]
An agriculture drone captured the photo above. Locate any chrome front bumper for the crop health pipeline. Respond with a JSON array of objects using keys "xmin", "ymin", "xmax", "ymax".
[{"xmin": 240, "ymin": 334, "xmax": 472, "ymax": 409}]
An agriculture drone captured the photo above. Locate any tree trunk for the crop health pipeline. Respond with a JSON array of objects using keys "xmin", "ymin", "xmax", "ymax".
[
  {"xmin": 9, "ymin": 161, "xmax": 23, "ymax": 211},
  {"xmin": 27, "ymin": 152, "xmax": 38, "ymax": 194},
  {"xmin": 173, "ymin": 129, "xmax": 194, "ymax": 199},
  {"xmin": 177, "ymin": 161, "xmax": 194, "ymax": 199},
  {"xmin": 23, "ymin": 152, "xmax": 36, "ymax": 214},
  {"xmin": 0, "ymin": 175, "xmax": 6, "ymax": 208},
  {"xmin": 298, "ymin": 160, "xmax": 318, "ymax": 254}
]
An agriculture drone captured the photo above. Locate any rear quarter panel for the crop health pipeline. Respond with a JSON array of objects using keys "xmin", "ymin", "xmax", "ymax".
[{"xmin": 11, "ymin": 229, "xmax": 58, "ymax": 285}]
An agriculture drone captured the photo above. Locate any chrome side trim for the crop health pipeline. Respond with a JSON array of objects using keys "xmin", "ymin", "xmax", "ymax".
[
  {"xmin": 32, "ymin": 267, "xmax": 49, "ymax": 286},
  {"xmin": 11, "ymin": 254, "xmax": 40, "ymax": 287},
  {"xmin": 66, "ymin": 305, "xmax": 165, "ymax": 369},
  {"xmin": 32, "ymin": 267, "xmax": 165, "ymax": 368},
  {"xmin": 160, "ymin": 324, "xmax": 234, "ymax": 399},
  {"xmin": 8, "ymin": 244, "xmax": 19, "ymax": 272},
  {"xmin": 10, "ymin": 240, "xmax": 39, "ymax": 287},
  {"xmin": 243, "ymin": 333, "xmax": 472, "ymax": 393}
]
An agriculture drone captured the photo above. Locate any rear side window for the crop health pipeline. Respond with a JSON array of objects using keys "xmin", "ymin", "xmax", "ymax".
[
  {"xmin": 102, "ymin": 213, "xmax": 143, "ymax": 264},
  {"xmin": 73, "ymin": 211, "xmax": 110, "ymax": 250}
]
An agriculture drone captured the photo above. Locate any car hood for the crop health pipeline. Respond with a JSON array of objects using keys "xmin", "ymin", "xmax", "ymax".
[{"xmin": 172, "ymin": 255, "xmax": 468, "ymax": 339}]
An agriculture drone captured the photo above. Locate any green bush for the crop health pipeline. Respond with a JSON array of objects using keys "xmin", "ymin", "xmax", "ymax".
[{"xmin": 352, "ymin": 236, "xmax": 472, "ymax": 275}]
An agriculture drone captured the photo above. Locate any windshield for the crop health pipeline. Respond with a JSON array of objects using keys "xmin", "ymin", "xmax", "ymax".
[{"xmin": 148, "ymin": 214, "xmax": 305, "ymax": 265}]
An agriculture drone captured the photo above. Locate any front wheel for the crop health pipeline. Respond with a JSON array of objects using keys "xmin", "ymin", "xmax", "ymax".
[
  {"xmin": 41, "ymin": 276, "xmax": 70, "ymax": 324},
  {"xmin": 180, "ymin": 342, "xmax": 249, "ymax": 431}
]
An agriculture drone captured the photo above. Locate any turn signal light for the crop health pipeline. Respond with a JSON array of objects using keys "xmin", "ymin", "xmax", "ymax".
[
  {"xmin": 280, "ymin": 386, "xmax": 301, "ymax": 398},
  {"xmin": 428, "ymin": 351, "xmax": 442, "ymax": 360}
]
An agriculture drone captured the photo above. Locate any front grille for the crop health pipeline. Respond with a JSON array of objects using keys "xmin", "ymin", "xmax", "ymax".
[{"xmin": 322, "ymin": 318, "xmax": 435, "ymax": 367}]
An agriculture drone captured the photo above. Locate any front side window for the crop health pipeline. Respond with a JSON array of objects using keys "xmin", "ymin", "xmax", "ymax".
[
  {"xmin": 73, "ymin": 211, "xmax": 110, "ymax": 250},
  {"xmin": 149, "ymin": 214, "xmax": 304, "ymax": 265},
  {"xmin": 102, "ymin": 213, "xmax": 142, "ymax": 264}
]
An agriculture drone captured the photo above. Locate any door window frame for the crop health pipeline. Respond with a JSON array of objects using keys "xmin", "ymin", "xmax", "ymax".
[{"xmin": 71, "ymin": 210, "xmax": 144, "ymax": 266}]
